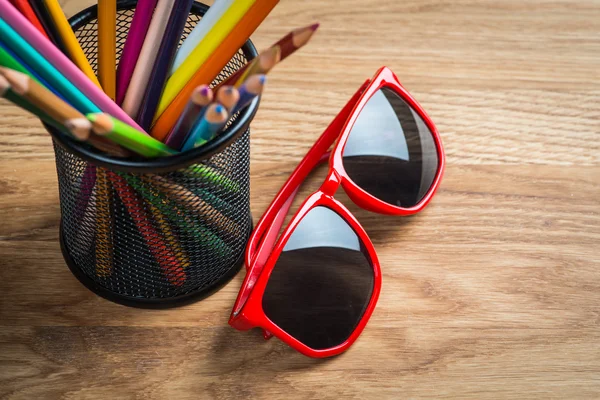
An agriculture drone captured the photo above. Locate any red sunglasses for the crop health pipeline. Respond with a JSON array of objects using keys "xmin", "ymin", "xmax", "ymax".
[{"xmin": 229, "ymin": 66, "xmax": 445, "ymax": 358}]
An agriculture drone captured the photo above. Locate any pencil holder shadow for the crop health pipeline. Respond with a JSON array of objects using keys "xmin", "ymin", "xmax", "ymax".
[{"xmin": 46, "ymin": 1, "xmax": 259, "ymax": 308}]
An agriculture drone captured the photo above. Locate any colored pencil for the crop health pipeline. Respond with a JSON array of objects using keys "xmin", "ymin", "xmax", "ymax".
[
  {"xmin": 87, "ymin": 113, "xmax": 177, "ymax": 158},
  {"xmin": 116, "ymin": 0, "xmax": 158, "ymax": 105},
  {"xmin": 29, "ymin": 1, "xmax": 68, "ymax": 53},
  {"xmin": 156, "ymin": 0, "xmax": 257, "ymax": 122},
  {"xmin": 183, "ymin": 164, "xmax": 240, "ymax": 192},
  {"xmin": 215, "ymin": 86, "xmax": 239, "ymax": 113},
  {"xmin": 86, "ymin": 134, "xmax": 132, "ymax": 157},
  {"xmin": 0, "ymin": 2, "xmax": 147, "ymax": 132},
  {"xmin": 73, "ymin": 165, "xmax": 96, "ymax": 229},
  {"xmin": 231, "ymin": 46, "xmax": 280, "ymax": 88},
  {"xmin": 146, "ymin": 174, "xmax": 239, "ymax": 237},
  {"xmin": 148, "ymin": 203, "xmax": 190, "ymax": 269},
  {"xmin": 121, "ymin": 0, "xmax": 175, "ymax": 118},
  {"xmin": 106, "ymin": 170, "xmax": 186, "ymax": 286},
  {"xmin": 95, "ymin": 167, "xmax": 113, "ymax": 277},
  {"xmin": 220, "ymin": 23, "xmax": 319, "ymax": 88},
  {"xmin": 43, "ymin": 0, "xmax": 101, "ymax": 88},
  {"xmin": 120, "ymin": 173, "xmax": 232, "ymax": 258},
  {"xmin": 0, "ymin": 67, "xmax": 91, "ymax": 139},
  {"xmin": 0, "ymin": 17, "xmax": 98, "ymax": 113},
  {"xmin": 98, "ymin": 0, "xmax": 116, "ymax": 99},
  {"xmin": 164, "ymin": 84, "xmax": 213, "ymax": 150},
  {"xmin": 0, "ymin": 71, "xmax": 128, "ymax": 156},
  {"xmin": 150, "ymin": 0, "xmax": 279, "ymax": 138},
  {"xmin": 170, "ymin": 0, "xmax": 234, "ymax": 74},
  {"xmin": 72, "ymin": 182, "xmax": 97, "ymax": 259},
  {"xmin": 136, "ymin": 0, "xmax": 194, "ymax": 130},
  {"xmin": 0, "ymin": 41, "xmax": 64, "ymax": 99},
  {"xmin": 182, "ymin": 103, "xmax": 228, "ymax": 152},
  {"xmin": 0, "ymin": 42, "xmax": 43, "ymax": 83},
  {"xmin": 0, "ymin": 72, "xmax": 77, "ymax": 135},
  {"xmin": 232, "ymin": 74, "xmax": 265, "ymax": 114},
  {"xmin": 9, "ymin": 0, "xmax": 50, "ymax": 39}
]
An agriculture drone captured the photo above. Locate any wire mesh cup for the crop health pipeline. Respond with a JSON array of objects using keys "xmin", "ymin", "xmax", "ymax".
[{"xmin": 46, "ymin": 1, "xmax": 259, "ymax": 307}]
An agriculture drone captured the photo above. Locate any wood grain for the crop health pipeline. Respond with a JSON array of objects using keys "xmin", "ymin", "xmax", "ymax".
[{"xmin": 1, "ymin": 0, "xmax": 599, "ymax": 399}]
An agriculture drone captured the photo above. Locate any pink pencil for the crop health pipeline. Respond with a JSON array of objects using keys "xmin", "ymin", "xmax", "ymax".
[
  {"xmin": 0, "ymin": 0, "xmax": 147, "ymax": 133},
  {"xmin": 116, "ymin": 0, "xmax": 158, "ymax": 105}
]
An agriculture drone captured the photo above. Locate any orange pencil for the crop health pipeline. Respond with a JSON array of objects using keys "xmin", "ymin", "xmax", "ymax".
[{"xmin": 150, "ymin": 0, "xmax": 279, "ymax": 140}]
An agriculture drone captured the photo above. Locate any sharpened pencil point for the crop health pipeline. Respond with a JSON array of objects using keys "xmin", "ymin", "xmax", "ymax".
[
  {"xmin": 310, "ymin": 23, "xmax": 320, "ymax": 31},
  {"xmin": 0, "ymin": 75, "xmax": 9, "ymax": 96},
  {"xmin": 87, "ymin": 113, "xmax": 113, "ymax": 135},
  {"xmin": 191, "ymin": 85, "xmax": 213, "ymax": 105},
  {"xmin": 215, "ymin": 104, "xmax": 224, "ymax": 114},
  {"xmin": 64, "ymin": 118, "xmax": 92, "ymax": 140}
]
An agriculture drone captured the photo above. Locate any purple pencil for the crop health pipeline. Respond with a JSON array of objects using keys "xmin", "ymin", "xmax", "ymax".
[
  {"xmin": 136, "ymin": 0, "xmax": 194, "ymax": 130},
  {"xmin": 116, "ymin": 0, "xmax": 158, "ymax": 106}
]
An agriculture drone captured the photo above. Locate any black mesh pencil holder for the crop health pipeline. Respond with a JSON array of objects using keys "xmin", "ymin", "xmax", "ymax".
[{"xmin": 46, "ymin": 1, "xmax": 259, "ymax": 307}]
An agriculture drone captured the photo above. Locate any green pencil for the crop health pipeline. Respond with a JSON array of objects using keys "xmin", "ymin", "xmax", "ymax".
[
  {"xmin": 0, "ymin": 45, "xmax": 34, "ymax": 78},
  {"xmin": 87, "ymin": 113, "xmax": 177, "ymax": 158}
]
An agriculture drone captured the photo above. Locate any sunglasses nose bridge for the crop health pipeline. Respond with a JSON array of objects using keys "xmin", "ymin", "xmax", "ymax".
[{"xmin": 319, "ymin": 169, "xmax": 341, "ymax": 197}]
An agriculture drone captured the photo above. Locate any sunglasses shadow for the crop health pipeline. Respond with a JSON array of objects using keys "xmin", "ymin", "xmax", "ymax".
[{"xmin": 208, "ymin": 325, "xmax": 336, "ymax": 372}]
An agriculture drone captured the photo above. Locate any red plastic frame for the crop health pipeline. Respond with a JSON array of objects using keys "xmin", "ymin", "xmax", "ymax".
[{"xmin": 229, "ymin": 66, "xmax": 445, "ymax": 358}]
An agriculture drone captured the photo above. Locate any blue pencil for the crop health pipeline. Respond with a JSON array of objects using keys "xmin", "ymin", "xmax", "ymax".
[
  {"xmin": 232, "ymin": 74, "xmax": 265, "ymax": 114},
  {"xmin": 181, "ymin": 103, "xmax": 229, "ymax": 152}
]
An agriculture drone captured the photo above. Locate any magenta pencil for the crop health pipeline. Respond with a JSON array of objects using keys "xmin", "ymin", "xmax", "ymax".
[
  {"xmin": 0, "ymin": 0, "xmax": 147, "ymax": 133},
  {"xmin": 116, "ymin": 0, "xmax": 158, "ymax": 105},
  {"xmin": 74, "ymin": 165, "xmax": 97, "ymax": 223}
]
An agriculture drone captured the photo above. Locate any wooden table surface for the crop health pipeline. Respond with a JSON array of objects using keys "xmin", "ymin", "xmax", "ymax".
[{"xmin": 1, "ymin": 0, "xmax": 599, "ymax": 398}]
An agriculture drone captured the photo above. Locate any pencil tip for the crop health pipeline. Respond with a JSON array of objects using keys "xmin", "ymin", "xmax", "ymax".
[
  {"xmin": 0, "ymin": 75, "xmax": 9, "ymax": 96},
  {"xmin": 200, "ymin": 85, "xmax": 210, "ymax": 96},
  {"xmin": 310, "ymin": 23, "xmax": 320, "ymax": 31},
  {"xmin": 259, "ymin": 75, "xmax": 267, "ymax": 84},
  {"xmin": 214, "ymin": 104, "xmax": 224, "ymax": 114},
  {"xmin": 65, "ymin": 118, "xmax": 92, "ymax": 141}
]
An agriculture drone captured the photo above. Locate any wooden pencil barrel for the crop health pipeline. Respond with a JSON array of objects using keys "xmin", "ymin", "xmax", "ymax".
[{"xmin": 47, "ymin": 1, "xmax": 259, "ymax": 307}]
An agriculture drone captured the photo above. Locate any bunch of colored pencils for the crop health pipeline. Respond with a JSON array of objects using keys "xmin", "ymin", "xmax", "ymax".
[
  {"xmin": 0, "ymin": 0, "xmax": 318, "ymax": 286},
  {"xmin": 1, "ymin": 0, "xmax": 318, "ymax": 157}
]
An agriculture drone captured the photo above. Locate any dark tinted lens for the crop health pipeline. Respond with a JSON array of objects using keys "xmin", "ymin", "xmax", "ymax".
[
  {"xmin": 343, "ymin": 87, "xmax": 439, "ymax": 208},
  {"xmin": 262, "ymin": 206, "xmax": 374, "ymax": 350}
]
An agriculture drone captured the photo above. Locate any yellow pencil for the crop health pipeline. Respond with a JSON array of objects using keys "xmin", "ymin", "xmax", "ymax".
[
  {"xmin": 156, "ymin": 0, "xmax": 257, "ymax": 119},
  {"xmin": 43, "ymin": 0, "xmax": 101, "ymax": 88},
  {"xmin": 95, "ymin": 167, "xmax": 113, "ymax": 277},
  {"xmin": 98, "ymin": 0, "xmax": 116, "ymax": 99},
  {"xmin": 148, "ymin": 203, "xmax": 190, "ymax": 269}
]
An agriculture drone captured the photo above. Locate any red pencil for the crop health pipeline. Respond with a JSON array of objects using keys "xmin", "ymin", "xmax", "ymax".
[
  {"xmin": 106, "ymin": 171, "xmax": 186, "ymax": 287},
  {"xmin": 8, "ymin": 0, "xmax": 50, "ymax": 40}
]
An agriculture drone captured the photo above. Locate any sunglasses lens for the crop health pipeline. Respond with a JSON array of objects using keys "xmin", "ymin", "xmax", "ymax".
[
  {"xmin": 342, "ymin": 87, "xmax": 439, "ymax": 208},
  {"xmin": 262, "ymin": 206, "xmax": 374, "ymax": 350}
]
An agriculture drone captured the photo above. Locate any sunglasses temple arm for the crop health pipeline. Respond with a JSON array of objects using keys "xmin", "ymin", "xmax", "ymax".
[
  {"xmin": 247, "ymin": 79, "xmax": 371, "ymax": 267},
  {"xmin": 253, "ymin": 152, "xmax": 330, "ymax": 268}
]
